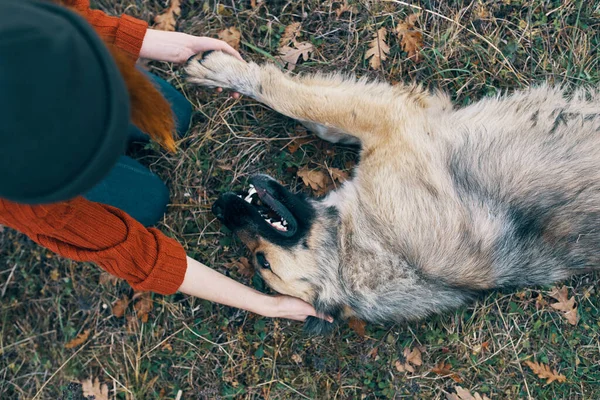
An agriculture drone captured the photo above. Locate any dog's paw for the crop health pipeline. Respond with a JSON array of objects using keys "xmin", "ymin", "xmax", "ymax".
[
  {"xmin": 303, "ymin": 316, "xmax": 338, "ymax": 336},
  {"xmin": 184, "ymin": 50, "xmax": 248, "ymax": 91}
]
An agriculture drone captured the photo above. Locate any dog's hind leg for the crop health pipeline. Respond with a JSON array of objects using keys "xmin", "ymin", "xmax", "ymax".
[{"xmin": 185, "ymin": 51, "xmax": 443, "ymax": 148}]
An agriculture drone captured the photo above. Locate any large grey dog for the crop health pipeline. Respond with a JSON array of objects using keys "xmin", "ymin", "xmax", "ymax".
[{"xmin": 186, "ymin": 50, "xmax": 599, "ymax": 333}]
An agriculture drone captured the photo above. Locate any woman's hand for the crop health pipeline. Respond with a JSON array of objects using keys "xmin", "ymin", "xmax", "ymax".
[
  {"xmin": 266, "ymin": 295, "xmax": 334, "ymax": 322},
  {"xmin": 140, "ymin": 29, "xmax": 242, "ymax": 64}
]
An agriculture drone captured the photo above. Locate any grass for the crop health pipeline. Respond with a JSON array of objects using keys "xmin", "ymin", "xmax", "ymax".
[{"xmin": 1, "ymin": 0, "xmax": 600, "ymax": 398}]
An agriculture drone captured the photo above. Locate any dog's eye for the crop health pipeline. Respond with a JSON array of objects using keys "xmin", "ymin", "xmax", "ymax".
[{"xmin": 256, "ymin": 252, "xmax": 271, "ymax": 270}]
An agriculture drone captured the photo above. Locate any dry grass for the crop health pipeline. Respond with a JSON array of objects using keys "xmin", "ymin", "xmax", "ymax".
[{"xmin": 1, "ymin": 0, "xmax": 599, "ymax": 399}]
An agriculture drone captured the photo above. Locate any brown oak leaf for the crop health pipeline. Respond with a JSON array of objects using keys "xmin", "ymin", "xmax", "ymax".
[
  {"xmin": 548, "ymin": 286, "xmax": 579, "ymax": 325},
  {"xmin": 279, "ymin": 22, "xmax": 302, "ymax": 47},
  {"xmin": 225, "ymin": 257, "xmax": 255, "ymax": 278},
  {"xmin": 133, "ymin": 292, "xmax": 154, "ymax": 323},
  {"xmin": 446, "ymin": 386, "xmax": 491, "ymax": 400},
  {"xmin": 297, "ymin": 167, "xmax": 332, "ymax": 196},
  {"xmin": 153, "ymin": 0, "xmax": 181, "ymax": 32},
  {"xmin": 334, "ymin": 0, "xmax": 358, "ymax": 17},
  {"xmin": 81, "ymin": 377, "xmax": 109, "ymax": 400},
  {"xmin": 278, "ymin": 41, "xmax": 314, "ymax": 71},
  {"xmin": 396, "ymin": 13, "xmax": 423, "ymax": 62},
  {"xmin": 395, "ymin": 347, "xmax": 422, "ymax": 373},
  {"xmin": 524, "ymin": 360, "xmax": 567, "ymax": 384},
  {"xmin": 431, "ymin": 362, "xmax": 463, "ymax": 383},
  {"xmin": 348, "ymin": 317, "xmax": 366, "ymax": 337},
  {"xmin": 365, "ymin": 27, "xmax": 390, "ymax": 69},
  {"xmin": 65, "ymin": 329, "xmax": 90, "ymax": 349},
  {"xmin": 112, "ymin": 295, "xmax": 130, "ymax": 318},
  {"xmin": 329, "ymin": 167, "xmax": 350, "ymax": 184},
  {"xmin": 218, "ymin": 27, "xmax": 241, "ymax": 50}
]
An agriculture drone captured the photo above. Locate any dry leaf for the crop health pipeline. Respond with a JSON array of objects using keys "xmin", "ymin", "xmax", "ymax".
[
  {"xmin": 297, "ymin": 167, "xmax": 332, "ymax": 196},
  {"xmin": 287, "ymin": 137, "xmax": 313, "ymax": 154},
  {"xmin": 396, "ymin": 14, "xmax": 423, "ymax": 62},
  {"xmin": 218, "ymin": 27, "xmax": 241, "ymax": 50},
  {"xmin": 50, "ymin": 269, "xmax": 60, "ymax": 281},
  {"xmin": 279, "ymin": 22, "xmax": 302, "ymax": 47},
  {"xmin": 153, "ymin": 0, "xmax": 181, "ymax": 31},
  {"xmin": 395, "ymin": 347, "xmax": 422, "ymax": 373},
  {"xmin": 225, "ymin": 257, "xmax": 255, "ymax": 278},
  {"xmin": 348, "ymin": 317, "xmax": 366, "ymax": 337},
  {"xmin": 133, "ymin": 292, "xmax": 153, "ymax": 323},
  {"xmin": 365, "ymin": 27, "xmax": 390, "ymax": 70},
  {"xmin": 291, "ymin": 353, "xmax": 303, "ymax": 363},
  {"xmin": 216, "ymin": 4, "xmax": 233, "ymax": 16},
  {"xmin": 98, "ymin": 272, "xmax": 120, "ymax": 286},
  {"xmin": 335, "ymin": 0, "xmax": 358, "ymax": 17},
  {"xmin": 65, "ymin": 329, "xmax": 90, "ymax": 349},
  {"xmin": 548, "ymin": 286, "xmax": 579, "ymax": 325},
  {"xmin": 278, "ymin": 41, "xmax": 314, "ymax": 71},
  {"xmin": 81, "ymin": 377, "xmax": 109, "ymax": 400},
  {"xmin": 329, "ymin": 167, "xmax": 350, "ymax": 183},
  {"xmin": 431, "ymin": 362, "xmax": 463, "ymax": 383},
  {"xmin": 524, "ymin": 360, "xmax": 567, "ymax": 384},
  {"xmin": 446, "ymin": 386, "xmax": 491, "ymax": 400},
  {"xmin": 112, "ymin": 296, "xmax": 130, "ymax": 318}
]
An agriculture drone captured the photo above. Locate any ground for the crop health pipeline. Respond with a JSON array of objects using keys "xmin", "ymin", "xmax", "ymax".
[{"xmin": 1, "ymin": 0, "xmax": 599, "ymax": 399}]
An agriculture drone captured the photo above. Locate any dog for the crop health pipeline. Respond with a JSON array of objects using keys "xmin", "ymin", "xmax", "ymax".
[{"xmin": 185, "ymin": 51, "xmax": 600, "ymax": 334}]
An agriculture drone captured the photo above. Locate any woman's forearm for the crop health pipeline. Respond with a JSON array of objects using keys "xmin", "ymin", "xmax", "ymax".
[
  {"xmin": 179, "ymin": 256, "xmax": 277, "ymax": 316},
  {"xmin": 178, "ymin": 257, "xmax": 329, "ymax": 322}
]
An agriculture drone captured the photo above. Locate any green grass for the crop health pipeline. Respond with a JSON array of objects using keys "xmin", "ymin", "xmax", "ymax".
[{"xmin": 1, "ymin": 0, "xmax": 600, "ymax": 399}]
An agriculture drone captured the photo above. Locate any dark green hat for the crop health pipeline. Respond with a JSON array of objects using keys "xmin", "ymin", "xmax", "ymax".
[{"xmin": 0, "ymin": 0, "xmax": 130, "ymax": 204}]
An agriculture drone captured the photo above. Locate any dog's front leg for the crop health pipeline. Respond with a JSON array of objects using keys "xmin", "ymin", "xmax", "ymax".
[{"xmin": 185, "ymin": 51, "xmax": 410, "ymax": 148}]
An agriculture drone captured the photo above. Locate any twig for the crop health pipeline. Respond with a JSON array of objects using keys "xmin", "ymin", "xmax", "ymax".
[{"xmin": 32, "ymin": 343, "xmax": 87, "ymax": 400}]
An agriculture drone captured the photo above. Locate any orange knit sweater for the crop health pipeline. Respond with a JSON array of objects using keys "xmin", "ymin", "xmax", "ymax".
[{"xmin": 0, "ymin": 0, "xmax": 187, "ymax": 295}]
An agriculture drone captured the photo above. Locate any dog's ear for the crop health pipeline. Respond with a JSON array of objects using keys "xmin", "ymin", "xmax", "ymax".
[{"xmin": 303, "ymin": 316, "xmax": 338, "ymax": 335}]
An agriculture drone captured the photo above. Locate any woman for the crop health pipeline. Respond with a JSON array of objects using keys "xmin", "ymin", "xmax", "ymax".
[{"xmin": 0, "ymin": 0, "xmax": 330, "ymax": 323}]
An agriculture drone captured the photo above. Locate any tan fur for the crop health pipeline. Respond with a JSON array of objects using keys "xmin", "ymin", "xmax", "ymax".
[{"xmin": 187, "ymin": 52, "xmax": 600, "ymax": 326}]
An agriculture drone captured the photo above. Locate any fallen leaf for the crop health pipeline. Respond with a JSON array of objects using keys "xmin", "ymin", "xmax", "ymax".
[
  {"xmin": 153, "ymin": 0, "xmax": 181, "ymax": 31},
  {"xmin": 548, "ymin": 286, "xmax": 579, "ymax": 325},
  {"xmin": 279, "ymin": 22, "xmax": 302, "ymax": 47},
  {"xmin": 395, "ymin": 347, "xmax": 422, "ymax": 373},
  {"xmin": 348, "ymin": 317, "xmax": 366, "ymax": 337},
  {"xmin": 98, "ymin": 272, "xmax": 120, "ymax": 286},
  {"xmin": 524, "ymin": 360, "xmax": 567, "ymax": 384},
  {"xmin": 395, "ymin": 359, "xmax": 414, "ymax": 373},
  {"xmin": 278, "ymin": 41, "xmax": 314, "ymax": 71},
  {"xmin": 50, "ymin": 269, "xmax": 60, "ymax": 281},
  {"xmin": 286, "ymin": 137, "xmax": 313, "ymax": 154},
  {"xmin": 405, "ymin": 347, "xmax": 423, "ymax": 366},
  {"xmin": 395, "ymin": 13, "xmax": 423, "ymax": 62},
  {"xmin": 329, "ymin": 167, "xmax": 350, "ymax": 184},
  {"xmin": 431, "ymin": 362, "xmax": 463, "ymax": 383},
  {"xmin": 446, "ymin": 386, "xmax": 491, "ymax": 400},
  {"xmin": 335, "ymin": 0, "xmax": 358, "ymax": 17},
  {"xmin": 218, "ymin": 27, "xmax": 241, "ymax": 50},
  {"xmin": 81, "ymin": 378, "xmax": 109, "ymax": 400},
  {"xmin": 65, "ymin": 329, "xmax": 90, "ymax": 349},
  {"xmin": 297, "ymin": 167, "xmax": 332, "ymax": 196},
  {"xmin": 367, "ymin": 347, "xmax": 379, "ymax": 359},
  {"xmin": 225, "ymin": 257, "xmax": 255, "ymax": 278},
  {"xmin": 133, "ymin": 292, "xmax": 153, "ymax": 323},
  {"xmin": 365, "ymin": 27, "xmax": 390, "ymax": 69},
  {"xmin": 112, "ymin": 296, "xmax": 130, "ymax": 318},
  {"xmin": 162, "ymin": 343, "xmax": 173, "ymax": 352},
  {"xmin": 216, "ymin": 4, "xmax": 233, "ymax": 16},
  {"xmin": 291, "ymin": 353, "xmax": 303, "ymax": 363}
]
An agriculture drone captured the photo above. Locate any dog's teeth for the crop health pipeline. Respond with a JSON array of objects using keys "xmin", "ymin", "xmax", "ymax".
[
  {"xmin": 271, "ymin": 221, "xmax": 287, "ymax": 231},
  {"xmin": 282, "ymin": 220, "xmax": 288, "ymax": 226},
  {"xmin": 248, "ymin": 187, "xmax": 257, "ymax": 196}
]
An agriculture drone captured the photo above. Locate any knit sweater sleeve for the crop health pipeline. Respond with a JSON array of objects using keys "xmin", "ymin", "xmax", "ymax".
[
  {"xmin": 64, "ymin": 0, "xmax": 148, "ymax": 60},
  {"xmin": 0, "ymin": 197, "xmax": 187, "ymax": 295}
]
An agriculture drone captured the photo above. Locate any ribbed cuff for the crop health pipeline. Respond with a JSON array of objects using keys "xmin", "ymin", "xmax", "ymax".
[
  {"xmin": 130, "ymin": 229, "xmax": 188, "ymax": 295},
  {"xmin": 115, "ymin": 14, "xmax": 148, "ymax": 61}
]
